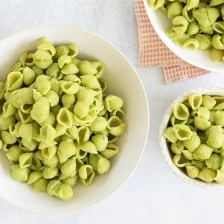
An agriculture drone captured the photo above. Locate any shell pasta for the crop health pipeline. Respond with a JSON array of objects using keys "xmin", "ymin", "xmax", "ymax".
[
  {"xmin": 164, "ymin": 93, "xmax": 224, "ymax": 184},
  {"xmin": 0, "ymin": 37, "xmax": 127, "ymax": 201},
  {"xmin": 148, "ymin": 0, "xmax": 224, "ymax": 63}
]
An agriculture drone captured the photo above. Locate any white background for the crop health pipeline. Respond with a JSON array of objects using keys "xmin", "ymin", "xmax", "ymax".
[{"xmin": 1, "ymin": 0, "xmax": 224, "ymax": 224}]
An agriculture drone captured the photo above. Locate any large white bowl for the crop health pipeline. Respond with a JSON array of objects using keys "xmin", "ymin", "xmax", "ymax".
[
  {"xmin": 0, "ymin": 25, "xmax": 149, "ymax": 214},
  {"xmin": 143, "ymin": 0, "xmax": 224, "ymax": 72}
]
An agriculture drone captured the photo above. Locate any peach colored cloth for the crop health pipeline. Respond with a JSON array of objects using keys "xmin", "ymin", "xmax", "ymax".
[{"xmin": 134, "ymin": 0, "xmax": 209, "ymax": 84}]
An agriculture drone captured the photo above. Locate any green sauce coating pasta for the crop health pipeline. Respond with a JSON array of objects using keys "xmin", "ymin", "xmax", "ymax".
[
  {"xmin": 205, "ymin": 153, "xmax": 222, "ymax": 170},
  {"xmin": 186, "ymin": 165, "xmax": 199, "ymax": 178},
  {"xmin": 0, "ymin": 36, "xmax": 127, "ymax": 201},
  {"xmin": 101, "ymin": 143, "xmax": 119, "ymax": 159},
  {"xmin": 214, "ymin": 169, "xmax": 224, "ymax": 183},
  {"xmin": 198, "ymin": 167, "xmax": 216, "ymax": 182},
  {"xmin": 164, "ymin": 93, "xmax": 224, "ymax": 184},
  {"xmin": 148, "ymin": 0, "xmax": 224, "ymax": 63}
]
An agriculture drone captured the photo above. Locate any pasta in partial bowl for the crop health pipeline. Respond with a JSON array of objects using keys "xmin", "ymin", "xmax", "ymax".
[
  {"xmin": 160, "ymin": 86, "xmax": 224, "ymax": 188},
  {"xmin": 0, "ymin": 25, "xmax": 149, "ymax": 214},
  {"xmin": 143, "ymin": 0, "xmax": 224, "ymax": 72}
]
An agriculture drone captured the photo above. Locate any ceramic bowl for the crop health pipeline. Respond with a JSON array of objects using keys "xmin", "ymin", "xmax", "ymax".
[
  {"xmin": 159, "ymin": 86, "xmax": 224, "ymax": 188},
  {"xmin": 143, "ymin": 0, "xmax": 224, "ymax": 72},
  {"xmin": 0, "ymin": 25, "xmax": 149, "ymax": 214}
]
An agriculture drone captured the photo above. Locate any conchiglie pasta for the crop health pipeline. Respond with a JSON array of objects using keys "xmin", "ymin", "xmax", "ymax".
[
  {"xmin": 77, "ymin": 87, "xmax": 98, "ymax": 105},
  {"xmin": 58, "ymin": 139, "xmax": 76, "ymax": 164},
  {"xmin": 0, "ymin": 36, "xmax": 127, "ymax": 201},
  {"xmin": 148, "ymin": 0, "xmax": 166, "ymax": 9},
  {"xmin": 61, "ymin": 94, "xmax": 76, "ymax": 109},
  {"xmin": 55, "ymin": 46, "xmax": 70, "ymax": 61},
  {"xmin": 100, "ymin": 143, "xmax": 119, "ymax": 158},
  {"xmin": 7, "ymin": 145, "xmax": 23, "ymax": 161},
  {"xmin": 90, "ymin": 117, "xmax": 107, "ymax": 132},
  {"xmin": 61, "ymin": 157, "xmax": 77, "ymax": 177},
  {"xmin": 183, "ymin": 38, "xmax": 199, "ymax": 50},
  {"xmin": 167, "ymin": 1, "xmax": 183, "ymax": 19},
  {"xmin": 6, "ymin": 72, "xmax": 23, "ymax": 91},
  {"xmin": 76, "ymin": 126, "xmax": 90, "ymax": 144},
  {"xmin": 104, "ymin": 95, "xmax": 123, "ymax": 112},
  {"xmin": 60, "ymin": 81, "xmax": 79, "ymax": 95},
  {"xmin": 79, "ymin": 165, "xmax": 95, "ymax": 185},
  {"xmin": 80, "ymin": 141, "xmax": 98, "ymax": 154},
  {"xmin": 80, "ymin": 75, "xmax": 100, "ymax": 89},
  {"xmin": 173, "ymin": 103, "xmax": 189, "ymax": 120},
  {"xmin": 67, "ymin": 44, "xmax": 79, "ymax": 58},
  {"xmin": 31, "ymin": 97, "xmax": 50, "ymax": 123},
  {"xmin": 91, "ymin": 134, "xmax": 108, "ymax": 152},
  {"xmin": 79, "ymin": 60, "xmax": 98, "ymax": 76},
  {"xmin": 171, "ymin": 141, "xmax": 184, "ymax": 154},
  {"xmin": 73, "ymin": 100, "xmax": 89, "ymax": 119},
  {"xmin": 91, "ymin": 62, "xmax": 104, "ymax": 78},
  {"xmin": 33, "ymin": 178, "xmax": 48, "ymax": 192},
  {"xmin": 61, "ymin": 63, "xmax": 79, "ymax": 75},
  {"xmin": 11, "ymin": 165, "xmax": 29, "ymax": 182},
  {"xmin": 27, "ymin": 171, "xmax": 43, "ymax": 184},
  {"xmin": 56, "ymin": 108, "xmax": 73, "ymax": 129},
  {"xmin": 107, "ymin": 116, "xmax": 126, "ymax": 136}
]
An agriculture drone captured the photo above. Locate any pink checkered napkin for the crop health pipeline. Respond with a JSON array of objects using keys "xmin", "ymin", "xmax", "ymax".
[{"xmin": 134, "ymin": 0, "xmax": 209, "ymax": 84}]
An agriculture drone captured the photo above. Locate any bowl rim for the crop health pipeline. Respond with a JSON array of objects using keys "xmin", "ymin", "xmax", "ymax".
[
  {"xmin": 0, "ymin": 24, "xmax": 149, "ymax": 214},
  {"xmin": 159, "ymin": 86, "xmax": 224, "ymax": 189},
  {"xmin": 142, "ymin": 0, "xmax": 221, "ymax": 73}
]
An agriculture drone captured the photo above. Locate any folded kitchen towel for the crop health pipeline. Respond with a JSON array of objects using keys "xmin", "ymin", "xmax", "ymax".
[{"xmin": 134, "ymin": 0, "xmax": 210, "ymax": 84}]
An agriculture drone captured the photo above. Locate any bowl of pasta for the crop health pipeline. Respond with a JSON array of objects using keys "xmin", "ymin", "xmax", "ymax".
[
  {"xmin": 143, "ymin": 0, "xmax": 224, "ymax": 72},
  {"xmin": 0, "ymin": 25, "xmax": 149, "ymax": 214},
  {"xmin": 160, "ymin": 86, "xmax": 224, "ymax": 188}
]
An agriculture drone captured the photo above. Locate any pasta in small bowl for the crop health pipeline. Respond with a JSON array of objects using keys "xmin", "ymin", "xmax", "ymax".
[
  {"xmin": 143, "ymin": 0, "xmax": 224, "ymax": 72},
  {"xmin": 0, "ymin": 25, "xmax": 149, "ymax": 214},
  {"xmin": 160, "ymin": 86, "xmax": 224, "ymax": 188}
]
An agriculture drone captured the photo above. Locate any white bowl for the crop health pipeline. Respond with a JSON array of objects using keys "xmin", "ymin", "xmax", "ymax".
[
  {"xmin": 159, "ymin": 86, "xmax": 224, "ymax": 188},
  {"xmin": 0, "ymin": 25, "xmax": 149, "ymax": 214},
  {"xmin": 143, "ymin": 0, "xmax": 224, "ymax": 72}
]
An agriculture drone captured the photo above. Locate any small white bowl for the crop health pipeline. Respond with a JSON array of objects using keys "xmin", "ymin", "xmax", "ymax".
[
  {"xmin": 0, "ymin": 25, "xmax": 149, "ymax": 214},
  {"xmin": 159, "ymin": 86, "xmax": 224, "ymax": 188},
  {"xmin": 143, "ymin": 0, "xmax": 224, "ymax": 72}
]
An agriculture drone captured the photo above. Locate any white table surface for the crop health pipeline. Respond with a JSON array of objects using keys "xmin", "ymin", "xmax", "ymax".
[{"xmin": 1, "ymin": 0, "xmax": 224, "ymax": 223}]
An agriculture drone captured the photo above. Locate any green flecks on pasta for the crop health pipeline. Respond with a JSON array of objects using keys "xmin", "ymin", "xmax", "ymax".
[
  {"xmin": 173, "ymin": 103, "xmax": 189, "ymax": 120},
  {"xmin": 214, "ymin": 169, "xmax": 224, "ymax": 183},
  {"xmin": 56, "ymin": 107, "xmax": 73, "ymax": 129},
  {"xmin": 148, "ymin": 0, "xmax": 165, "ymax": 9},
  {"xmin": 91, "ymin": 134, "xmax": 108, "ymax": 152},
  {"xmin": 76, "ymin": 126, "xmax": 90, "ymax": 144},
  {"xmin": 61, "ymin": 157, "xmax": 77, "ymax": 178},
  {"xmin": 183, "ymin": 38, "xmax": 200, "ymax": 50},
  {"xmin": 173, "ymin": 154, "xmax": 189, "ymax": 167},
  {"xmin": 0, "ymin": 36, "xmax": 127, "ymax": 201},
  {"xmin": 187, "ymin": 21, "xmax": 200, "ymax": 36},
  {"xmin": 58, "ymin": 139, "xmax": 76, "ymax": 164},
  {"xmin": 164, "ymin": 93, "xmax": 224, "ymax": 184},
  {"xmin": 79, "ymin": 165, "xmax": 95, "ymax": 185},
  {"xmin": 31, "ymin": 97, "xmax": 50, "ymax": 123},
  {"xmin": 7, "ymin": 72, "xmax": 23, "ymax": 91},
  {"xmin": 186, "ymin": 165, "xmax": 199, "ymax": 178},
  {"xmin": 167, "ymin": 1, "xmax": 183, "ymax": 19},
  {"xmin": 148, "ymin": 0, "xmax": 224, "ymax": 63},
  {"xmin": 107, "ymin": 116, "xmax": 127, "ymax": 136},
  {"xmin": 101, "ymin": 143, "xmax": 119, "ymax": 159},
  {"xmin": 11, "ymin": 165, "xmax": 29, "ymax": 182},
  {"xmin": 60, "ymin": 81, "xmax": 79, "ymax": 95},
  {"xmin": 171, "ymin": 141, "xmax": 184, "ymax": 154},
  {"xmin": 198, "ymin": 167, "xmax": 216, "ymax": 183},
  {"xmin": 173, "ymin": 124, "xmax": 192, "ymax": 140}
]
